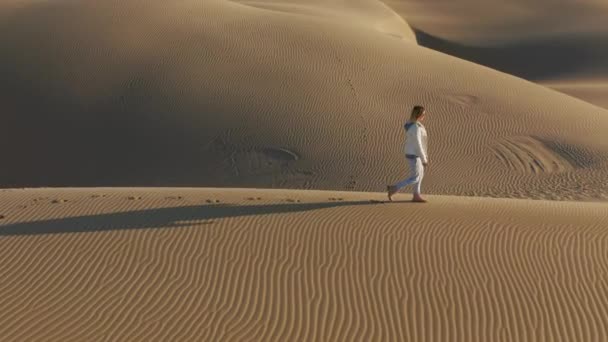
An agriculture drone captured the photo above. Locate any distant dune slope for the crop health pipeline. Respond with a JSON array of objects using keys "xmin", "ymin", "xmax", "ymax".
[
  {"xmin": 383, "ymin": 0, "xmax": 608, "ymax": 43},
  {"xmin": 231, "ymin": 0, "xmax": 417, "ymax": 42},
  {"xmin": 385, "ymin": 0, "xmax": 608, "ymax": 108},
  {"xmin": 1, "ymin": 188, "xmax": 607, "ymax": 341},
  {"xmin": 1, "ymin": 1, "xmax": 608, "ymax": 200},
  {"xmin": 540, "ymin": 80, "xmax": 608, "ymax": 110}
]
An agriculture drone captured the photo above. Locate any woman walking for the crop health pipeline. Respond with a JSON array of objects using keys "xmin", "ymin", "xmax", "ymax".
[{"xmin": 387, "ymin": 105, "xmax": 429, "ymax": 202}]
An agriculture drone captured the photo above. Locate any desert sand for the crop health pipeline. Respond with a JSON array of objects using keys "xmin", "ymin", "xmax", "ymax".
[
  {"xmin": 1, "ymin": 188, "xmax": 607, "ymax": 341},
  {"xmin": 390, "ymin": 0, "xmax": 608, "ymax": 109},
  {"xmin": 1, "ymin": 0, "xmax": 608, "ymax": 341},
  {"xmin": 2, "ymin": 0, "xmax": 608, "ymax": 199}
]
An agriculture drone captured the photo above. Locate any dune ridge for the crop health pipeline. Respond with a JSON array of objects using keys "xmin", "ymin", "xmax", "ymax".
[
  {"xmin": 383, "ymin": 0, "xmax": 608, "ymax": 44},
  {"xmin": 1, "ymin": 187, "xmax": 607, "ymax": 341},
  {"xmin": 385, "ymin": 0, "xmax": 608, "ymax": 109},
  {"xmin": 230, "ymin": 0, "xmax": 418, "ymax": 42}
]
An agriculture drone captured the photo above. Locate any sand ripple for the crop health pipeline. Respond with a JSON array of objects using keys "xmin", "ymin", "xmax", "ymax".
[{"xmin": 0, "ymin": 188, "xmax": 607, "ymax": 341}]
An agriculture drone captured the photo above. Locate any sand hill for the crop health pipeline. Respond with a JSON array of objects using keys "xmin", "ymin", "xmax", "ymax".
[
  {"xmin": 388, "ymin": 0, "xmax": 608, "ymax": 108},
  {"xmin": 1, "ymin": 1, "xmax": 608, "ymax": 341},
  {"xmin": 1, "ymin": 0, "xmax": 608, "ymax": 200}
]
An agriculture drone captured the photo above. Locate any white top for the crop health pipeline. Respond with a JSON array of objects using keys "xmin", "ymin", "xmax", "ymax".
[{"xmin": 404, "ymin": 121, "xmax": 428, "ymax": 163}]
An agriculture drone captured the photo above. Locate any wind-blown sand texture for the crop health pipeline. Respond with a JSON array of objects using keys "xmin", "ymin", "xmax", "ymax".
[
  {"xmin": 2, "ymin": 0, "xmax": 608, "ymax": 200},
  {"xmin": 0, "ymin": 188, "xmax": 607, "ymax": 341},
  {"xmin": 2, "ymin": 0, "xmax": 608, "ymax": 341}
]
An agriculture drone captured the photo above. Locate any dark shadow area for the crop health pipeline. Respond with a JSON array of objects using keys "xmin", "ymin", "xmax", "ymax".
[
  {"xmin": 0, "ymin": 200, "xmax": 410, "ymax": 236},
  {"xmin": 414, "ymin": 28, "xmax": 608, "ymax": 80},
  {"xmin": 0, "ymin": 5, "xmax": 239, "ymax": 189}
]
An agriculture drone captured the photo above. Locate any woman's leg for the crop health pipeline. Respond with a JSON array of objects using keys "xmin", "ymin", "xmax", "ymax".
[
  {"xmin": 395, "ymin": 158, "xmax": 421, "ymax": 191},
  {"xmin": 414, "ymin": 160, "xmax": 424, "ymax": 195}
]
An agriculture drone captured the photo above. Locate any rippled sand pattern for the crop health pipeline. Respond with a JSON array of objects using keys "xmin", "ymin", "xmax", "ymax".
[{"xmin": 1, "ymin": 188, "xmax": 607, "ymax": 341}]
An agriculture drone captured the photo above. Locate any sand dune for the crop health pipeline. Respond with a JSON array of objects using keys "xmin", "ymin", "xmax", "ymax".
[
  {"xmin": 388, "ymin": 0, "xmax": 608, "ymax": 108},
  {"xmin": 231, "ymin": 0, "xmax": 417, "ymax": 41},
  {"xmin": 385, "ymin": 0, "xmax": 608, "ymax": 43},
  {"xmin": 540, "ymin": 80, "xmax": 608, "ymax": 110},
  {"xmin": 413, "ymin": 30, "xmax": 608, "ymax": 82},
  {"xmin": 2, "ymin": 2, "xmax": 608, "ymax": 340},
  {"xmin": 1, "ymin": 0, "xmax": 608, "ymax": 201},
  {"xmin": 0, "ymin": 187, "xmax": 607, "ymax": 341}
]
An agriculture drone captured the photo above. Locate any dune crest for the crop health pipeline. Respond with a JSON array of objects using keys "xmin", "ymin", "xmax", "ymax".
[
  {"xmin": 384, "ymin": 0, "xmax": 608, "ymax": 109},
  {"xmin": 230, "ymin": 0, "xmax": 417, "ymax": 42},
  {"xmin": 384, "ymin": 0, "xmax": 608, "ymax": 43}
]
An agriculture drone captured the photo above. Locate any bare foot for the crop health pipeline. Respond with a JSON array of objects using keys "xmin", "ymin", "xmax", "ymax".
[
  {"xmin": 387, "ymin": 185, "xmax": 397, "ymax": 201},
  {"xmin": 412, "ymin": 194, "xmax": 427, "ymax": 203}
]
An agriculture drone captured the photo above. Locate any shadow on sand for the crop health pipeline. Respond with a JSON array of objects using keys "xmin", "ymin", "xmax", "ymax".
[
  {"xmin": 413, "ymin": 28, "xmax": 608, "ymax": 80},
  {"xmin": 0, "ymin": 200, "xmax": 412, "ymax": 236}
]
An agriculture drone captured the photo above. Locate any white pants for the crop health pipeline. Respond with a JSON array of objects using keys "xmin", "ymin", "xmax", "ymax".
[{"xmin": 395, "ymin": 157, "xmax": 424, "ymax": 195}]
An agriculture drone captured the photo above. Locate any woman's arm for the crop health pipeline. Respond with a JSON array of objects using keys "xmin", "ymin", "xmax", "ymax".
[{"xmin": 415, "ymin": 126, "xmax": 428, "ymax": 164}]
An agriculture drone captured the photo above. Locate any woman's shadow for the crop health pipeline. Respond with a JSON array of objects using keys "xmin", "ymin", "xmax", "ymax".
[{"xmin": 0, "ymin": 199, "xmax": 411, "ymax": 236}]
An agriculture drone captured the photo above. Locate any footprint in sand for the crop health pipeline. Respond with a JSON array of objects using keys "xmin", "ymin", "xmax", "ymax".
[
  {"xmin": 285, "ymin": 198, "xmax": 300, "ymax": 203},
  {"xmin": 246, "ymin": 197, "xmax": 263, "ymax": 201},
  {"xmin": 205, "ymin": 199, "xmax": 221, "ymax": 204},
  {"xmin": 51, "ymin": 199, "xmax": 68, "ymax": 204},
  {"xmin": 127, "ymin": 196, "xmax": 142, "ymax": 201},
  {"xmin": 166, "ymin": 196, "xmax": 183, "ymax": 200},
  {"xmin": 91, "ymin": 194, "xmax": 107, "ymax": 198},
  {"xmin": 0, "ymin": 214, "xmax": 5, "ymax": 219}
]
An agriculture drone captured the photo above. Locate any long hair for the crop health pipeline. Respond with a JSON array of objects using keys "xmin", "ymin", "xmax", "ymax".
[{"xmin": 409, "ymin": 105, "xmax": 425, "ymax": 122}]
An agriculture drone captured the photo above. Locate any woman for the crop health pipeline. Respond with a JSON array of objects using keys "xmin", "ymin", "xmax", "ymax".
[{"xmin": 387, "ymin": 105, "xmax": 429, "ymax": 202}]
